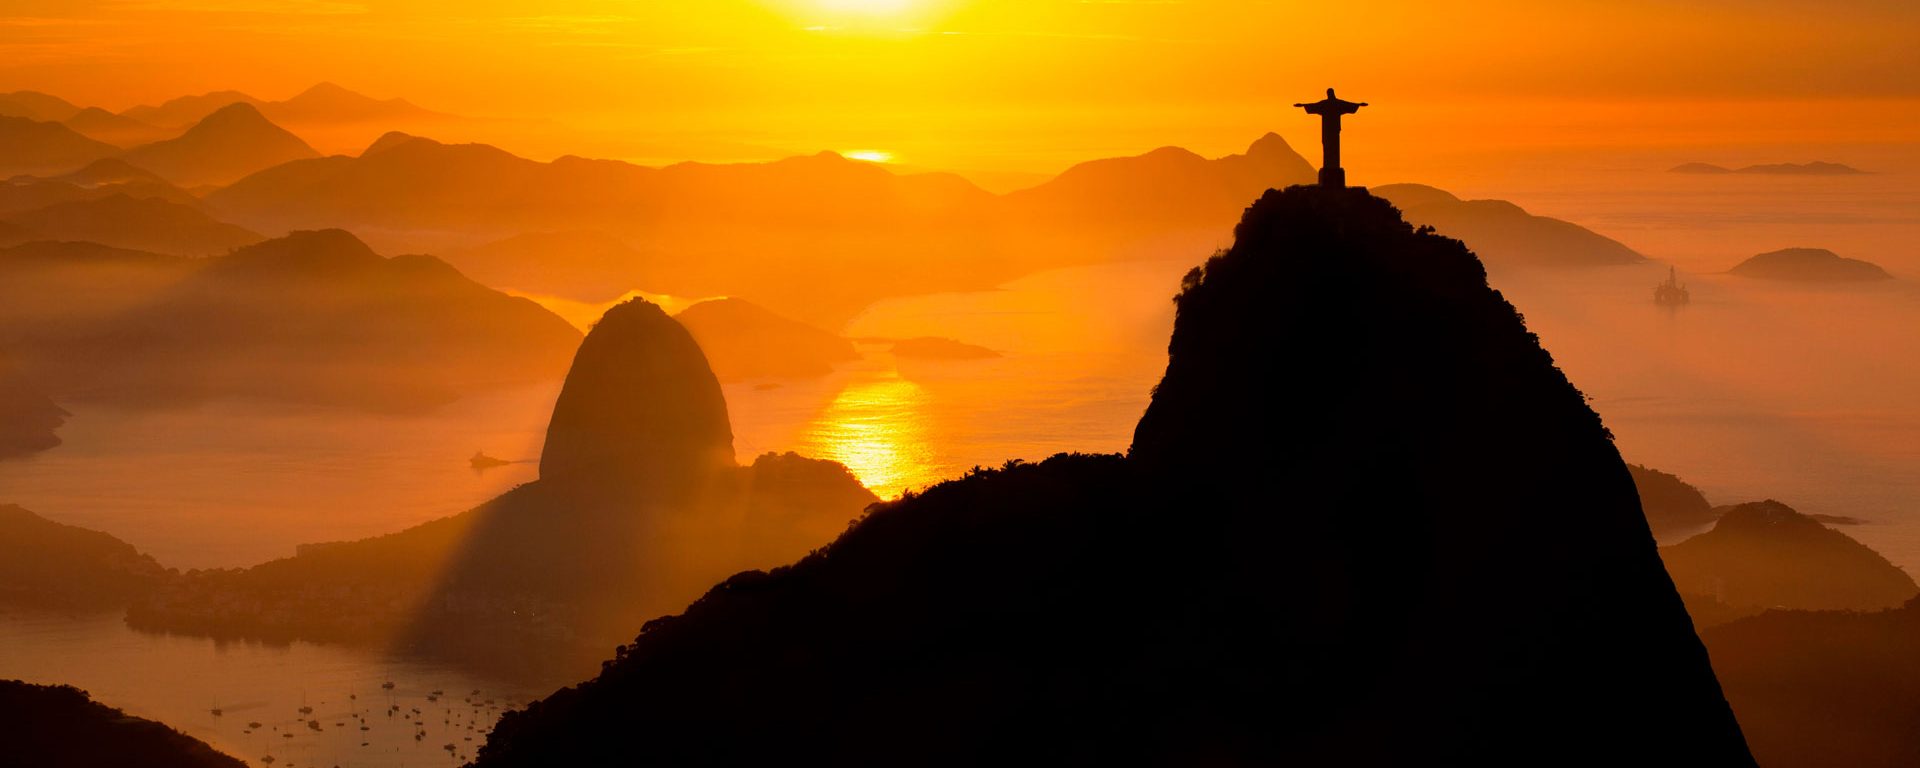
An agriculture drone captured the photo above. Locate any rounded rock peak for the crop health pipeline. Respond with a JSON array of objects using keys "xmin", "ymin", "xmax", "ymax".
[{"xmin": 539, "ymin": 298, "xmax": 735, "ymax": 491}]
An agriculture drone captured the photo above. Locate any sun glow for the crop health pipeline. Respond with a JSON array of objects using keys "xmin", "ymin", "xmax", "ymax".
[
  {"xmin": 820, "ymin": 0, "xmax": 915, "ymax": 14},
  {"xmin": 845, "ymin": 150, "xmax": 894, "ymax": 163}
]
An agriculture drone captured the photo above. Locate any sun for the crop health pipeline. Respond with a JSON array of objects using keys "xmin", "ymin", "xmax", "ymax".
[
  {"xmin": 767, "ymin": 0, "xmax": 956, "ymax": 29},
  {"xmin": 819, "ymin": 0, "xmax": 915, "ymax": 14},
  {"xmin": 845, "ymin": 150, "xmax": 894, "ymax": 163}
]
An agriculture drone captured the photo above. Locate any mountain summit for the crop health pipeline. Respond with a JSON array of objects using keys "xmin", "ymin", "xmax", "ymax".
[
  {"xmin": 476, "ymin": 185, "xmax": 1752, "ymax": 765},
  {"xmin": 121, "ymin": 102, "xmax": 319, "ymax": 186}
]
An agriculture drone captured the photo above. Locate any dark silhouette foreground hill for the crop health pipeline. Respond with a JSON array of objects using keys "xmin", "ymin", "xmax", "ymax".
[
  {"xmin": 0, "ymin": 504, "xmax": 165, "ymax": 608},
  {"xmin": 1704, "ymin": 599, "xmax": 1920, "ymax": 768},
  {"xmin": 1630, "ymin": 463, "xmax": 1720, "ymax": 539},
  {"xmin": 0, "ymin": 680, "xmax": 244, "ymax": 768},
  {"xmin": 475, "ymin": 186, "xmax": 1752, "ymax": 766},
  {"xmin": 130, "ymin": 299, "xmax": 876, "ymax": 681}
]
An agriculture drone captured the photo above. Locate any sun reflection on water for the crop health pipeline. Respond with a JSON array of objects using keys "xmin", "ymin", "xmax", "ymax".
[{"xmin": 799, "ymin": 372, "xmax": 936, "ymax": 496}]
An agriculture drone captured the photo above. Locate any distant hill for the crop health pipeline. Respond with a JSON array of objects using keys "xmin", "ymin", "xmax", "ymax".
[
  {"xmin": 1730, "ymin": 247, "xmax": 1892, "ymax": 282},
  {"xmin": 0, "ymin": 116, "xmax": 119, "ymax": 176},
  {"xmin": 206, "ymin": 136, "xmax": 1004, "ymax": 323},
  {"xmin": 31, "ymin": 229, "xmax": 582, "ymax": 408},
  {"xmin": 131, "ymin": 298, "xmax": 876, "ymax": 681},
  {"xmin": 443, "ymin": 229, "xmax": 655, "ymax": 303},
  {"xmin": 0, "ymin": 377, "xmax": 67, "ymax": 460},
  {"xmin": 675, "ymin": 298, "xmax": 858, "ymax": 381},
  {"xmin": 999, "ymin": 132, "xmax": 1316, "ymax": 236},
  {"xmin": 474, "ymin": 185, "xmax": 1751, "ymax": 766},
  {"xmin": 120, "ymin": 102, "xmax": 319, "ymax": 187},
  {"xmin": 0, "ymin": 194, "xmax": 262, "ymax": 256},
  {"xmin": 0, "ymin": 91, "xmax": 83, "ymax": 122},
  {"xmin": 0, "ymin": 159, "xmax": 203, "ymax": 222},
  {"xmin": 62, "ymin": 107, "xmax": 172, "ymax": 148},
  {"xmin": 122, "ymin": 83, "xmax": 445, "ymax": 129},
  {"xmin": 264, "ymin": 81, "xmax": 447, "ymax": 125},
  {"xmin": 1373, "ymin": 182, "xmax": 1644, "ymax": 267},
  {"xmin": 1671, "ymin": 161, "xmax": 1866, "ymax": 175},
  {"xmin": 1662, "ymin": 500, "xmax": 1917, "ymax": 628},
  {"xmin": 0, "ymin": 240, "xmax": 194, "ymax": 328},
  {"xmin": 0, "ymin": 504, "xmax": 166, "ymax": 607},
  {"xmin": 205, "ymin": 132, "xmax": 1330, "ymax": 323},
  {"xmin": 1630, "ymin": 464, "xmax": 1720, "ymax": 540},
  {"xmin": 0, "ymin": 680, "xmax": 245, "ymax": 768},
  {"xmin": 120, "ymin": 90, "xmax": 261, "ymax": 129},
  {"xmin": 888, "ymin": 336, "xmax": 1000, "ymax": 360}
]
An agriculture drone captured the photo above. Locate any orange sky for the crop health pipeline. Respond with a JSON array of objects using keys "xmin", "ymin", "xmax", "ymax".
[{"xmin": 4, "ymin": 0, "xmax": 1918, "ymax": 176}]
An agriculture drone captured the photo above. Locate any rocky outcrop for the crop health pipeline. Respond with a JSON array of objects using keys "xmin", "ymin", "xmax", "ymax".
[{"xmin": 476, "ymin": 185, "xmax": 1751, "ymax": 766}]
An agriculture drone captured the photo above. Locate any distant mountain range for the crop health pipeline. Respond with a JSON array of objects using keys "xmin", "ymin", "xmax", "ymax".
[
  {"xmin": 122, "ymin": 82, "xmax": 450, "ymax": 130},
  {"xmin": 0, "ymin": 194, "xmax": 261, "ymax": 256},
  {"xmin": 1373, "ymin": 183, "xmax": 1644, "ymax": 267},
  {"xmin": 474, "ymin": 185, "xmax": 1753, "ymax": 766},
  {"xmin": 2, "ymin": 230, "xmax": 581, "ymax": 410},
  {"xmin": 1670, "ymin": 161, "xmax": 1866, "ymax": 175},
  {"xmin": 130, "ymin": 298, "xmax": 876, "ymax": 680},
  {"xmin": 121, "ymin": 102, "xmax": 319, "ymax": 187}
]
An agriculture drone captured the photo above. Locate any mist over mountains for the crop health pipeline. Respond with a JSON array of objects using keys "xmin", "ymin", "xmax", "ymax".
[
  {"xmin": 1, "ymin": 229, "xmax": 580, "ymax": 411},
  {"xmin": 129, "ymin": 298, "xmax": 876, "ymax": 680}
]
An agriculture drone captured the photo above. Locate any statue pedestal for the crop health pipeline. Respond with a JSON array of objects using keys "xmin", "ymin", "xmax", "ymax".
[{"xmin": 1318, "ymin": 167, "xmax": 1347, "ymax": 188}]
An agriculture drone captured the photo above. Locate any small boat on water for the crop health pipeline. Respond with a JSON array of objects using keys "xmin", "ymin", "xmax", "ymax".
[{"xmin": 470, "ymin": 451, "xmax": 512, "ymax": 470}]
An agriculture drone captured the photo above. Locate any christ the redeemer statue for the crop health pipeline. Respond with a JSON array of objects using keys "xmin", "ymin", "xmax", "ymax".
[{"xmin": 1294, "ymin": 88, "xmax": 1367, "ymax": 188}]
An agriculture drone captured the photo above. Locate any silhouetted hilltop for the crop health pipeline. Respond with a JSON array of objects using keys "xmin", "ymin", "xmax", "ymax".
[
  {"xmin": 0, "ymin": 376, "xmax": 68, "ymax": 459},
  {"xmin": 1001, "ymin": 132, "xmax": 1315, "ymax": 236},
  {"xmin": 0, "ymin": 91, "xmax": 83, "ymax": 122},
  {"xmin": 675, "ymin": 298, "xmax": 859, "ymax": 381},
  {"xmin": 120, "ymin": 90, "xmax": 261, "ymax": 129},
  {"xmin": 888, "ymin": 336, "xmax": 1000, "ymax": 360},
  {"xmin": 476, "ymin": 185, "xmax": 1751, "ymax": 766},
  {"xmin": 0, "ymin": 241, "xmax": 193, "ymax": 330},
  {"xmin": 360, "ymin": 129, "xmax": 424, "ymax": 157},
  {"xmin": 207, "ymin": 136, "xmax": 1007, "ymax": 323},
  {"xmin": 267, "ymin": 81, "xmax": 446, "ymax": 124},
  {"xmin": 1662, "ymin": 500, "xmax": 1917, "ymax": 627},
  {"xmin": 0, "ymin": 680, "xmax": 244, "ymax": 768},
  {"xmin": 55, "ymin": 157, "xmax": 170, "ymax": 187},
  {"xmin": 1373, "ymin": 182, "xmax": 1644, "ymax": 267},
  {"xmin": 443, "ymin": 230, "xmax": 653, "ymax": 303},
  {"xmin": 121, "ymin": 103, "xmax": 320, "ymax": 187},
  {"xmin": 6, "ymin": 230, "xmax": 579, "ymax": 409},
  {"xmin": 1631, "ymin": 463, "xmax": 1721, "ymax": 540},
  {"xmin": 0, "ymin": 194, "xmax": 261, "ymax": 256},
  {"xmin": 1671, "ymin": 161, "xmax": 1866, "ymax": 175},
  {"xmin": 1730, "ymin": 247, "xmax": 1892, "ymax": 282},
  {"xmin": 0, "ymin": 504, "xmax": 166, "ymax": 607},
  {"xmin": 62, "ymin": 107, "xmax": 171, "ymax": 148},
  {"xmin": 541, "ymin": 299, "xmax": 735, "ymax": 491},
  {"xmin": 0, "ymin": 116, "xmax": 118, "ymax": 176},
  {"xmin": 131, "ymin": 298, "xmax": 875, "ymax": 681}
]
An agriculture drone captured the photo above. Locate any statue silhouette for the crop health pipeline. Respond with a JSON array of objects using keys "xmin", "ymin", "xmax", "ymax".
[{"xmin": 1294, "ymin": 88, "xmax": 1367, "ymax": 187}]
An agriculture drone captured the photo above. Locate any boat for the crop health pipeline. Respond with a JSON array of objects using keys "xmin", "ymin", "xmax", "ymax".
[{"xmin": 470, "ymin": 451, "xmax": 512, "ymax": 470}]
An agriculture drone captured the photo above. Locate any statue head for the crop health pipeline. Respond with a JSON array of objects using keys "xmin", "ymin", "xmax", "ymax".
[{"xmin": 1326, "ymin": 87, "xmax": 1336, "ymax": 98}]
